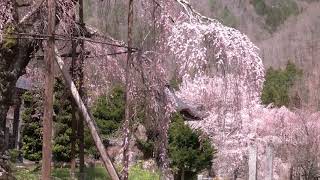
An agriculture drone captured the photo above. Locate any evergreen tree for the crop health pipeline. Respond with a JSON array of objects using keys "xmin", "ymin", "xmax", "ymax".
[
  {"xmin": 21, "ymin": 91, "xmax": 43, "ymax": 162},
  {"xmin": 52, "ymin": 78, "xmax": 72, "ymax": 162},
  {"xmin": 85, "ymin": 85, "xmax": 125, "ymax": 156},
  {"xmin": 261, "ymin": 62, "xmax": 302, "ymax": 107},
  {"xmin": 168, "ymin": 113, "xmax": 216, "ymax": 180},
  {"xmin": 93, "ymin": 85, "xmax": 125, "ymax": 138},
  {"xmin": 21, "ymin": 78, "xmax": 73, "ymax": 162}
]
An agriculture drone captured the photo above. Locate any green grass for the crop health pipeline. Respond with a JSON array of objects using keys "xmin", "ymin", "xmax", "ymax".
[
  {"xmin": 14, "ymin": 167, "xmax": 39, "ymax": 180},
  {"xmin": 13, "ymin": 163, "xmax": 159, "ymax": 180},
  {"xmin": 82, "ymin": 166, "xmax": 111, "ymax": 180},
  {"xmin": 13, "ymin": 166, "xmax": 111, "ymax": 180},
  {"xmin": 129, "ymin": 163, "xmax": 160, "ymax": 180}
]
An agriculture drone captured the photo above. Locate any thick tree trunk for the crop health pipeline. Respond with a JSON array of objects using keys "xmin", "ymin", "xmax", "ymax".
[
  {"xmin": 122, "ymin": 0, "xmax": 134, "ymax": 179},
  {"xmin": 0, "ymin": 0, "xmax": 73, "ymax": 176},
  {"xmin": 0, "ymin": 33, "xmax": 39, "ymax": 180},
  {"xmin": 0, "ymin": 39, "xmax": 37, "ymax": 152},
  {"xmin": 78, "ymin": 0, "xmax": 85, "ymax": 175},
  {"xmin": 41, "ymin": 0, "xmax": 55, "ymax": 178},
  {"xmin": 181, "ymin": 168, "xmax": 185, "ymax": 180},
  {"xmin": 70, "ymin": 25, "xmax": 77, "ymax": 179},
  {"xmin": 0, "ymin": 0, "xmax": 43, "ymax": 175}
]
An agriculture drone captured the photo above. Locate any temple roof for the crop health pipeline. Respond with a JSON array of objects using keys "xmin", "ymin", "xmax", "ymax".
[{"xmin": 16, "ymin": 76, "xmax": 32, "ymax": 90}]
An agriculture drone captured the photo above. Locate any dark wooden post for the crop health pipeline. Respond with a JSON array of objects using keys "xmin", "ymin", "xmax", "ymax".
[
  {"xmin": 41, "ymin": 0, "xmax": 55, "ymax": 178},
  {"xmin": 78, "ymin": 0, "xmax": 85, "ymax": 175},
  {"xmin": 122, "ymin": 0, "xmax": 134, "ymax": 179},
  {"xmin": 70, "ymin": 23, "xmax": 77, "ymax": 179}
]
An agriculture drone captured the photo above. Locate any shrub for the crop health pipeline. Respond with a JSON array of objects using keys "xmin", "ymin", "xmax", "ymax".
[
  {"xmin": 85, "ymin": 85, "xmax": 125, "ymax": 156},
  {"xmin": 9, "ymin": 149, "xmax": 20, "ymax": 163},
  {"xmin": 168, "ymin": 113, "xmax": 216, "ymax": 179},
  {"xmin": 93, "ymin": 85, "xmax": 125, "ymax": 138},
  {"xmin": 136, "ymin": 139, "xmax": 155, "ymax": 159}
]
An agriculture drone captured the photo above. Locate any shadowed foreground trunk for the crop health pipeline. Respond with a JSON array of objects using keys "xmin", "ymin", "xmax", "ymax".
[
  {"xmin": 0, "ymin": 26, "xmax": 40, "ymax": 178},
  {"xmin": 0, "ymin": 0, "xmax": 67, "ymax": 176}
]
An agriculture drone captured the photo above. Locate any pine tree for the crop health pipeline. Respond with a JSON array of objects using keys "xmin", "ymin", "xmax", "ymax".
[
  {"xmin": 93, "ymin": 85, "xmax": 125, "ymax": 138},
  {"xmin": 168, "ymin": 113, "xmax": 216, "ymax": 180},
  {"xmin": 261, "ymin": 62, "xmax": 302, "ymax": 107},
  {"xmin": 21, "ymin": 91, "xmax": 43, "ymax": 162},
  {"xmin": 85, "ymin": 85, "xmax": 125, "ymax": 156},
  {"xmin": 52, "ymin": 78, "xmax": 73, "ymax": 162}
]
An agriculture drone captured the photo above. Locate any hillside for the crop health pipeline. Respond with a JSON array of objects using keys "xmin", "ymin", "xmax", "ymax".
[{"xmin": 188, "ymin": 0, "xmax": 320, "ymax": 110}]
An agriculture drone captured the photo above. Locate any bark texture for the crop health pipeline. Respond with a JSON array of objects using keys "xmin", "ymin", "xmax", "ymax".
[
  {"xmin": 41, "ymin": 0, "xmax": 55, "ymax": 178},
  {"xmin": 122, "ymin": 0, "xmax": 134, "ymax": 179},
  {"xmin": 0, "ymin": 0, "xmax": 58, "ymax": 175}
]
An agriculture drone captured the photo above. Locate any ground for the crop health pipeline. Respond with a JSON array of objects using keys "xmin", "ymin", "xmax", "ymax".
[{"xmin": 12, "ymin": 162, "xmax": 160, "ymax": 180}]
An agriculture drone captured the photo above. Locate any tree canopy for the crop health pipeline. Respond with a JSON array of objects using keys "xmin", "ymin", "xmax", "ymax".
[{"xmin": 261, "ymin": 62, "xmax": 302, "ymax": 107}]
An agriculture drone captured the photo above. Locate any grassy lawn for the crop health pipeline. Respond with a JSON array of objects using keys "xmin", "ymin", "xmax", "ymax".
[
  {"xmin": 13, "ymin": 163, "xmax": 159, "ymax": 180},
  {"xmin": 13, "ymin": 165, "xmax": 111, "ymax": 180}
]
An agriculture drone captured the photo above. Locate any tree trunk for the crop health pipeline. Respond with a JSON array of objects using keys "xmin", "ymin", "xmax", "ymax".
[
  {"xmin": 0, "ymin": 1, "xmax": 43, "ymax": 175},
  {"xmin": 55, "ymin": 48, "xmax": 120, "ymax": 180},
  {"xmin": 41, "ymin": 0, "xmax": 55, "ymax": 178},
  {"xmin": 0, "ymin": 37, "xmax": 37, "ymax": 154},
  {"xmin": 0, "ymin": 0, "xmax": 69, "ymax": 176},
  {"xmin": 70, "ymin": 1, "xmax": 85, "ymax": 178},
  {"xmin": 70, "ymin": 24, "xmax": 77, "ymax": 179},
  {"xmin": 78, "ymin": 0, "xmax": 85, "ymax": 175},
  {"xmin": 181, "ymin": 168, "xmax": 185, "ymax": 180},
  {"xmin": 122, "ymin": 0, "xmax": 134, "ymax": 179}
]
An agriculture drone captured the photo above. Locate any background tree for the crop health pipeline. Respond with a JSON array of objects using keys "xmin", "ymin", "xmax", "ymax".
[
  {"xmin": 53, "ymin": 78, "xmax": 72, "ymax": 162},
  {"xmin": 261, "ymin": 62, "xmax": 302, "ymax": 107},
  {"xmin": 85, "ymin": 86, "xmax": 125, "ymax": 156},
  {"xmin": 168, "ymin": 113, "xmax": 216, "ymax": 180},
  {"xmin": 21, "ymin": 91, "xmax": 43, "ymax": 162},
  {"xmin": 93, "ymin": 85, "xmax": 125, "ymax": 139}
]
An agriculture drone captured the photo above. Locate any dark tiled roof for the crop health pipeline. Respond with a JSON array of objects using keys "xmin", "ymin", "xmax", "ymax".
[{"xmin": 16, "ymin": 76, "xmax": 32, "ymax": 90}]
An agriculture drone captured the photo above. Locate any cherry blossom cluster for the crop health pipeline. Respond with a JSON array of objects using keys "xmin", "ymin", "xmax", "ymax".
[
  {"xmin": 0, "ymin": 0, "xmax": 14, "ymax": 42},
  {"xmin": 157, "ymin": 0, "xmax": 318, "ymax": 178}
]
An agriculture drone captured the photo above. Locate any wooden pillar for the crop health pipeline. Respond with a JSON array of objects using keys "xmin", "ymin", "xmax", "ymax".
[
  {"xmin": 70, "ymin": 24, "xmax": 77, "ymax": 179},
  {"xmin": 249, "ymin": 145, "xmax": 257, "ymax": 180},
  {"xmin": 266, "ymin": 145, "xmax": 273, "ymax": 180},
  {"xmin": 122, "ymin": 0, "xmax": 134, "ymax": 179},
  {"xmin": 41, "ymin": 0, "xmax": 55, "ymax": 178},
  {"xmin": 78, "ymin": 0, "xmax": 85, "ymax": 176}
]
